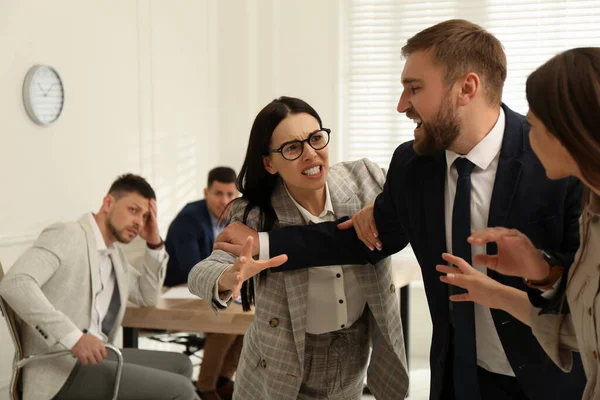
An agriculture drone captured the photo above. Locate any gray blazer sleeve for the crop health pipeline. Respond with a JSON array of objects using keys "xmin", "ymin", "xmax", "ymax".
[
  {"xmin": 0, "ymin": 224, "xmax": 80, "ymax": 345},
  {"xmin": 124, "ymin": 248, "xmax": 168, "ymax": 307},
  {"xmin": 188, "ymin": 199, "xmax": 262, "ymax": 313}
]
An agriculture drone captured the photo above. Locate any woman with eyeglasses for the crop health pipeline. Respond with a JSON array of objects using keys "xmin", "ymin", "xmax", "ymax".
[
  {"xmin": 436, "ymin": 47, "xmax": 600, "ymax": 399},
  {"xmin": 188, "ymin": 96, "xmax": 408, "ymax": 400}
]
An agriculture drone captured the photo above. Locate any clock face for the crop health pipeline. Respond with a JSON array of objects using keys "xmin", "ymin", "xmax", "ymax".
[{"xmin": 23, "ymin": 65, "xmax": 65, "ymax": 125}]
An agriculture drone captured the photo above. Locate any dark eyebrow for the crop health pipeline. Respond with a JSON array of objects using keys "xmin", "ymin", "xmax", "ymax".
[
  {"xmin": 274, "ymin": 128, "xmax": 322, "ymax": 149},
  {"xmin": 130, "ymin": 202, "xmax": 148, "ymax": 216},
  {"xmin": 402, "ymin": 78, "xmax": 424, "ymax": 85}
]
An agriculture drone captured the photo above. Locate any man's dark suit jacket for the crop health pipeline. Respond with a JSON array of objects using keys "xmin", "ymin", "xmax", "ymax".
[
  {"xmin": 164, "ymin": 199, "xmax": 214, "ymax": 287},
  {"xmin": 267, "ymin": 104, "xmax": 586, "ymax": 400}
]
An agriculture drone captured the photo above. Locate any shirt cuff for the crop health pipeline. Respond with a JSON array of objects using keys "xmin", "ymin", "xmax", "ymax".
[
  {"xmin": 258, "ymin": 232, "xmax": 269, "ymax": 261},
  {"xmin": 60, "ymin": 329, "xmax": 84, "ymax": 350},
  {"xmin": 213, "ymin": 270, "xmax": 233, "ymax": 307},
  {"xmin": 540, "ymin": 276, "xmax": 563, "ymax": 299},
  {"xmin": 147, "ymin": 247, "xmax": 167, "ymax": 263}
]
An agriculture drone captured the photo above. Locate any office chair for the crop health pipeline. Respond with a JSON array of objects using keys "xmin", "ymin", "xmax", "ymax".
[{"xmin": 0, "ymin": 262, "xmax": 123, "ymax": 400}]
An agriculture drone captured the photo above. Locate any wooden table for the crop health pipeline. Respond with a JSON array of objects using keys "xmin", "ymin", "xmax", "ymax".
[{"xmin": 122, "ymin": 295, "xmax": 253, "ymax": 347}]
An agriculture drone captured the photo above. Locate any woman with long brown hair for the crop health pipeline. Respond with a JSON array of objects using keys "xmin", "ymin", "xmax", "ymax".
[{"xmin": 437, "ymin": 47, "xmax": 600, "ymax": 399}]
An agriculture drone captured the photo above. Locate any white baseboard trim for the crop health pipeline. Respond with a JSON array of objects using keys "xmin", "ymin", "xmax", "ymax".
[{"xmin": 0, "ymin": 232, "xmax": 38, "ymax": 248}]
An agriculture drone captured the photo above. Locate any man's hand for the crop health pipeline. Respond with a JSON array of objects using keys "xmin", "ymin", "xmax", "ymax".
[
  {"xmin": 70, "ymin": 333, "xmax": 107, "ymax": 366},
  {"xmin": 218, "ymin": 237, "xmax": 287, "ymax": 297},
  {"xmin": 213, "ymin": 222, "xmax": 259, "ymax": 257},
  {"xmin": 140, "ymin": 199, "xmax": 162, "ymax": 246},
  {"xmin": 468, "ymin": 227, "xmax": 549, "ymax": 281},
  {"xmin": 337, "ymin": 201, "xmax": 381, "ymax": 251}
]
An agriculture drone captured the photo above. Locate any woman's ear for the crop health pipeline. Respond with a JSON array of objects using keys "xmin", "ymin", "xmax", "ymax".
[{"xmin": 263, "ymin": 156, "xmax": 277, "ymax": 175}]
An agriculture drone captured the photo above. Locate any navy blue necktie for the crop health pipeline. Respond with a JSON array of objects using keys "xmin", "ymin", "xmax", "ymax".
[{"xmin": 451, "ymin": 157, "xmax": 480, "ymax": 400}]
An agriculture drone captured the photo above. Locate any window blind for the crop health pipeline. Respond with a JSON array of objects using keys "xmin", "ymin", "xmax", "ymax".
[{"xmin": 341, "ymin": 0, "xmax": 600, "ymax": 169}]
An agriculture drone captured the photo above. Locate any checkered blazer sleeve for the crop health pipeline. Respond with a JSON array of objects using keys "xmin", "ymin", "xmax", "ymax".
[{"xmin": 188, "ymin": 199, "xmax": 263, "ymax": 312}]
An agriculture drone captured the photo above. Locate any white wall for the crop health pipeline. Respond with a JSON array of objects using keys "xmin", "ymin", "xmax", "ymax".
[
  {"xmin": 0, "ymin": 0, "xmax": 218, "ymax": 395},
  {"xmin": 0, "ymin": 0, "xmax": 342, "ymax": 396},
  {"xmin": 216, "ymin": 0, "xmax": 342, "ymax": 170}
]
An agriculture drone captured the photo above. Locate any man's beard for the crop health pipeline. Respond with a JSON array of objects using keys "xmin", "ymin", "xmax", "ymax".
[
  {"xmin": 107, "ymin": 216, "xmax": 134, "ymax": 244},
  {"xmin": 412, "ymin": 96, "xmax": 462, "ymax": 156}
]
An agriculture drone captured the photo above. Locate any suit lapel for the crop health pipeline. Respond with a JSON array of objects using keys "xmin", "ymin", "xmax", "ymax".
[
  {"xmin": 283, "ymin": 270, "xmax": 309, "ymax": 370},
  {"xmin": 327, "ymin": 165, "xmax": 356, "ymax": 211},
  {"xmin": 487, "ymin": 105, "xmax": 525, "ymax": 260},
  {"xmin": 79, "ymin": 215, "xmax": 101, "ymax": 320},
  {"xmin": 271, "ymin": 180, "xmax": 306, "ymax": 226},
  {"xmin": 415, "ymin": 154, "xmax": 453, "ymax": 324},
  {"xmin": 423, "ymin": 154, "xmax": 448, "ymax": 260},
  {"xmin": 205, "ymin": 224, "xmax": 215, "ymax": 245},
  {"xmin": 271, "ymin": 180, "xmax": 310, "ymax": 369},
  {"xmin": 107, "ymin": 250, "xmax": 126, "ymax": 337},
  {"xmin": 78, "ymin": 214, "xmax": 126, "ymax": 338},
  {"xmin": 200, "ymin": 201, "xmax": 215, "ymax": 244}
]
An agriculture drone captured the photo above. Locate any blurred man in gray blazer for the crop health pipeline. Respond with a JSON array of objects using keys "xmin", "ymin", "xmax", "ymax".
[{"xmin": 0, "ymin": 174, "xmax": 198, "ymax": 400}]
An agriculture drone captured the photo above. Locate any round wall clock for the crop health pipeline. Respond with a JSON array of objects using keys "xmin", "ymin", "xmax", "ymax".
[{"xmin": 23, "ymin": 65, "xmax": 65, "ymax": 125}]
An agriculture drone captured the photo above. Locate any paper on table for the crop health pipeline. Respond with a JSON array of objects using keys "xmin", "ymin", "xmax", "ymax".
[{"xmin": 161, "ymin": 286, "xmax": 198, "ymax": 299}]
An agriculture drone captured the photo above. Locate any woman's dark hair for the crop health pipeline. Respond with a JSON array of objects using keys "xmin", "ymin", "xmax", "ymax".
[
  {"xmin": 236, "ymin": 96, "xmax": 323, "ymax": 310},
  {"xmin": 526, "ymin": 47, "xmax": 600, "ymax": 192},
  {"xmin": 526, "ymin": 48, "xmax": 600, "ymax": 312}
]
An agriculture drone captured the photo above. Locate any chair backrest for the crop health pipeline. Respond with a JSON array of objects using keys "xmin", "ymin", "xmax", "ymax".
[{"xmin": 0, "ymin": 262, "xmax": 23, "ymax": 400}]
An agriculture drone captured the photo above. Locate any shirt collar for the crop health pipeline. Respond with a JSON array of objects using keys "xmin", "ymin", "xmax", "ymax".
[
  {"xmin": 87, "ymin": 213, "xmax": 115, "ymax": 254},
  {"xmin": 208, "ymin": 210, "xmax": 222, "ymax": 228},
  {"xmin": 285, "ymin": 183, "xmax": 334, "ymax": 224},
  {"xmin": 588, "ymin": 192, "xmax": 600, "ymax": 216},
  {"xmin": 445, "ymin": 108, "xmax": 505, "ymax": 171}
]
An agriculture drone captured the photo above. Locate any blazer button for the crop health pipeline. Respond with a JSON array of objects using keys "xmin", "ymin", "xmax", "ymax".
[
  {"xmin": 269, "ymin": 318, "xmax": 279, "ymax": 328},
  {"xmin": 389, "ymin": 284, "xmax": 396, "ymax": 293},
  {"xmin": 589, "ymin": 308, "xmax": 593, "ymax": 316},
  {"xmin": 261, "ymin": 359, "xmax": 267, "ymax": 369},
  {"xmin": 593, "ymin": 351, "xmax": 598, "ymax": 360}
]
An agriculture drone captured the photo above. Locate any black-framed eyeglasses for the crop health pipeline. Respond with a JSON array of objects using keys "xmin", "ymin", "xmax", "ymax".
[{"xmin": 266, "ymin": 128, "xmax": 331, "ymax": 161}]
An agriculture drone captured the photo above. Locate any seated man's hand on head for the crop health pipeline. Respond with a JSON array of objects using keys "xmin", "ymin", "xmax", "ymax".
[
  {"xmin": 218, "ymin": 236, "xmax": 288, "ymax": 297},
  {"xmin": 213, "ymin": 222, "xmax": 259, "ymax": 257},
  {"xmin": 139, "ymin": 199, "xmax": 162, "ymax": 247},
  {"xmin": 337, "ymin": 200, "xmax": 382, "ymax": 251}
]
